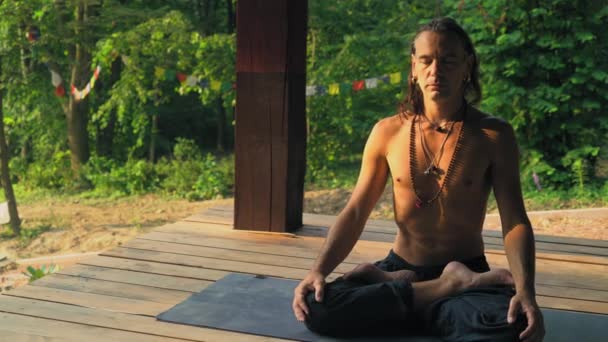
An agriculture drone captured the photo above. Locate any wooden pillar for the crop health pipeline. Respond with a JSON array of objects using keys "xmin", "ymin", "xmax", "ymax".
[{"xmin": 234, "ymin": 0, "xmax": 307, "ymax": 232}]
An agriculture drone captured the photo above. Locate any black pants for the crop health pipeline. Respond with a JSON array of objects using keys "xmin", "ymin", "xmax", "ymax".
[{"xmin": 304, "ymin": 250, "xmax": 526, "ymax": 341}]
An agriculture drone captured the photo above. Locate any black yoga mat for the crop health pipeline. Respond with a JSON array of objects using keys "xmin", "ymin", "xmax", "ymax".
[
  {"xmin": 156, "ymin": 273, "xmax": 606, "ymax": 342},
  {"xmin": 156, "ymin": 273, "xmax": 438, "ymax": 341}
]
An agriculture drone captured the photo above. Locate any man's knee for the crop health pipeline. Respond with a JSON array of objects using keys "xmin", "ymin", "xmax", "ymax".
[
  {"xmin": 303, "ymin": 291, "xmax": 331, "ymax": 335},
  {"xmin": 303, "ymin": 280, "xmax": 414, "ymax": 337},
  {"xmin": 429, "ymin": 286, "xmax": 525, "ymax": 341}
]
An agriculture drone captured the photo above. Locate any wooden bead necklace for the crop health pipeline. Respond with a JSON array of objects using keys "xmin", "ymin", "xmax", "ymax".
[{"xmin": 409, "ymin": 105, "xmax": 467, "ymax": 208}]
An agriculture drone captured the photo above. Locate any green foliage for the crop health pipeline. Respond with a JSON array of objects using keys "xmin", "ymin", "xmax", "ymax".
[
  {"xmin": 561, "ymin": 146, "xmax": 600, "ymax": 189},
  {"xmin": 305, "ymin": 0, "xmax": 436, "ymax": 182},
  {"xmin": 447, "ymin": 0, "xmax": 608, "ymax": 188},
  {"xmin": 23, "ymin": 264, "xmax": 59, "ymax": 283},
  {"xmin": 1, "ymin": 0, "xmax": 607, "ymax": 204},
  {"xmin": 70, "ymin": 138, "xmax": 232, "ymax": 199},
  {"xmin": 83, "ymin": 156, "xmax": 159, "ymax": 196},
  {"xmin": 13, "ymin": 151, "xmax": 72, "ymax": 190},
  {"xmin": 156, "ymin": 138, "xmax": 233, "ymax": 200},
  {"xmin": 173, "ymin": 137, "xmax": 201, "ymax": 161},
  {"xmin": 519, "ymin": 149, "xmax": 559, "ymax": 191}
]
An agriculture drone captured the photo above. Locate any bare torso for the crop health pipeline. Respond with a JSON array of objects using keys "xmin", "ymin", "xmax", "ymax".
[{"xmin": 382, "ymin": 105, "xmax": 502, "ymax": 265}]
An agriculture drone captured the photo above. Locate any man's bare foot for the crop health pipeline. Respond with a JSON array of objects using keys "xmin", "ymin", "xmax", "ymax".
[
  {"xmin": 342, "ymin": 263, "xmax": 418, "ymax": 284},
  {"xmin": 440, "ymin": 261, "xmax": 514, "ymax": 291}
]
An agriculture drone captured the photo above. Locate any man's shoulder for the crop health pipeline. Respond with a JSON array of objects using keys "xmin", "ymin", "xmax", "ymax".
[
  {"xmin": 468, "ymin": 108, "xmax": 518, "ymax": 154},
  {"xmin": 469, "ymin": 107, "xmax": 513, "ymax": 133},
  {"xmin": 371, "ymin": 113, "xmax": 407, "ymax": 136}
]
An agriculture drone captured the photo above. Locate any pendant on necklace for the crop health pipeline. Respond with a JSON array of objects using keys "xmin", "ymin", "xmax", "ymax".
[
  {"xmin": 424, "ymin": 165, "xmax": 437, "ymax": 176},
  {"xmin": 415, "ymin": 199, "xmax": 423, "ymax": 208}
]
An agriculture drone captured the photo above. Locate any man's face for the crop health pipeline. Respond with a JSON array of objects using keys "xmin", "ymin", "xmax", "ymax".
[{"xmin": 411, "ymin": 31, "xmax": 472, "ymax": 104}]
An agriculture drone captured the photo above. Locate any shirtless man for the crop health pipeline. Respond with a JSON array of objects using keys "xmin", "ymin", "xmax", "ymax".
[{"xmin": 292, "ymin": 18, "xmax": 545, "ymax": 341}]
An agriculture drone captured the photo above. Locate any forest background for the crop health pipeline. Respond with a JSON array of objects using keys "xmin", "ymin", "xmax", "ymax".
[{"xmin": 0, "ymin": 0, "xmax": 607, "ymax": 255}]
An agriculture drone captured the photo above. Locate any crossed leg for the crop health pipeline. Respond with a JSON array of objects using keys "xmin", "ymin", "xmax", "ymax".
[
  {"xmin": 344, "ymin": 261, "xmax": 513, "ymax": 311},
  {"xmin": 305, "ymin": 261, "xmax": 514, "ymax": 337}
]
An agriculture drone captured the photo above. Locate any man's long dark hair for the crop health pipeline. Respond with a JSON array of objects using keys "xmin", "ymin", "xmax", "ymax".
[{"xmin": 399, "ymin": 17, "xmax": 482, "ymax": 116}]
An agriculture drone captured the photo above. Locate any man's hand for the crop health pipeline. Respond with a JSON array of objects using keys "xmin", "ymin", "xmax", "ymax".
[
  {"xmin": 508, "ymin": 290, "xmax": 545, "ymax": 342},
  {"xmin": 292, "ymin": 271, "xmax": 325, "ymax": 321}
]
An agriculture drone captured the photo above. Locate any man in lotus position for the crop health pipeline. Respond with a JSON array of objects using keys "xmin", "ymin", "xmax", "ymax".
[{"xmin": 292, "ymin": 17, "xmax": 545, "ymax": 341}]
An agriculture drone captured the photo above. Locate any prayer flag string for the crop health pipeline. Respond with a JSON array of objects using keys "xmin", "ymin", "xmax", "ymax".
[{"xmin": 47, "ymin": 52, "xmax": 408, "ymax": 99}]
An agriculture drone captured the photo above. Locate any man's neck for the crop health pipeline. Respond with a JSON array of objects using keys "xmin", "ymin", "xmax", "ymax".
[{"xmin": 423, "ymin": 97, "xmax": 466, "ymax": 123}]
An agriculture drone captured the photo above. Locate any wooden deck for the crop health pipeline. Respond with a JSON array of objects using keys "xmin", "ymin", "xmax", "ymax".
[{"xmin": 1, "ymin": 206, "xmax": 607, "ymax": 341}]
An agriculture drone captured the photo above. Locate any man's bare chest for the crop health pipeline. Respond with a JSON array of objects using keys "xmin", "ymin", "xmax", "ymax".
[{"xmin": 385, "ymin": 122, "xmax": 493, "ymax": 199}]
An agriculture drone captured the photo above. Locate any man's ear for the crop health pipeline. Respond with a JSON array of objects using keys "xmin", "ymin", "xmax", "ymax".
[
  {"xmin": 410, "ymin": 54, "xmax": 416, "ymax": 78},
  {"xmin": 465, "ymin": 54, "xmax": 474, "ymax": 77}
]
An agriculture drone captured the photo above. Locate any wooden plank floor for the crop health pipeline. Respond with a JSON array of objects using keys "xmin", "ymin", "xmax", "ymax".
[{"xmin": 1, "ymin": 207, "xmax": 606, "ymax": 341}]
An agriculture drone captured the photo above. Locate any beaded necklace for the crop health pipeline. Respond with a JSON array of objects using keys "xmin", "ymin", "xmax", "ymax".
[{"xmin": 409, "ymin": 105, "xmax": 467, "ymax": 208}]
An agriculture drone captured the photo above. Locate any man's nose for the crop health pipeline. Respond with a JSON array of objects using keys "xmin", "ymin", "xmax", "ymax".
[{"xmin": 428, "ymin": 60, "xmax": 442, "ymax": 76}]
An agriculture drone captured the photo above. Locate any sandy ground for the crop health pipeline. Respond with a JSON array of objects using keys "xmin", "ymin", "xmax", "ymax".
[
  {"xmin": 0, "ymin": 194, "xmax": 233, "ymax": 260},
  {"xmin": 304, "ymin": 187, "xmax": 608, "ymax": 240},
  {"xmin": 1, "ymin": 189, "xmax": 606, "ymax": 292}
]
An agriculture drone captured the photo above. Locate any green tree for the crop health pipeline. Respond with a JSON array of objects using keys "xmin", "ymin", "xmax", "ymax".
[
  {"xmin": 305, "ymin": 0, "xmax": 436, "ymax": 183},
  {"xmin": 447, "ymin": 0, "xmax": 608, "ymax": 189},
  {"xmin": 0, "ymin": 0, "xmax": 24, "ymax": 234}
]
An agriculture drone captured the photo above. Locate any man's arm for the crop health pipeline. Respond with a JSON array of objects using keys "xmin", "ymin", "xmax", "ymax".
[
  {"xmin": 490, "ymin": 120, "xmax": 545, "ymax": 341},
  {"xmin": 292, "ymin": 119, "xmax": 390, "ymax": 321},
  {"xmin": 310, "ymin": 120, "xmax": 390, "ymax": 276}
]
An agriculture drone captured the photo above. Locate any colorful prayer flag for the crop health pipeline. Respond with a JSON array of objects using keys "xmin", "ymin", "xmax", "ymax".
[
  {"xmin": 221, "ymin": 82, "xmax": 232, "ymax": 92},
  {"xmin": 54, "ymin": 85, "xmax": 65, "ymax": 97},
  {"xmin": 26, "ymin": 26, "xmax": 41, "ymax": 43},
  {"xmin": 155, "ymin": 67, "xmax": 165, "ymax": 80},
  {"xmin": 176, "ymin": 72, "xmax": 187, "ymax": 83},
  {"xmin": 352, "ymin": 80, "xmax": 365, "ymax": 92},
  {"xmin": 164, "ymin": 69, "xmax": 176, "ymax": 81},
  {"xmin": 328, "ymin": 83, "xmax": 339, "ymax": 95},
  {"xmin": 306, "ymin": 85, "xmax": 317, "ymax": 96},
  {"xmin": 210, "ymin": 80, "xmax": 221, "ymax": 91},
  {"xmin": 365, "ymin": 78, "xmax": 378, "ymax": 89},
  {"xmin": 389, "ymin": 72, "xmax": 402, "ymax": 84},
  {"xmin": 186, "ymin": 75, "xmax": 198, "ymax": 87},
  {"xmin": 93, "ymin": 66, "xmax": 101, "ymax": 79},
  {"xmin": 50, "ymin": 70, "xmax": 62, "ymax": 87}
]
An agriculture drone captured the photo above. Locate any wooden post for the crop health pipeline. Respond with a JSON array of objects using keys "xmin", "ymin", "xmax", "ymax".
[{"xmin": 234, "ymin": 0, "xmax": 307, "ymax": 232}]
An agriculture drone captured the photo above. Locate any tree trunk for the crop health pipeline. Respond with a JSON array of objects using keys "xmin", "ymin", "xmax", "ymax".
[
  {"xmin": 226, "ymin": 0, "xmax": 235, "ymax": 33},
  {"xmin": 217, "ymin": 97, "xmax": 225, "ymax": 152},
  {"xmin": 66, "ymin": 1, "xmax": 91, "ymax": 174},
  {"xmin": 95, "ymin": 57, "xmax": 121, "ymax": 157},
  {"xmin": 0, "ymin": 60, "xmax": 21, "ymax": 235},
  {"xmin": 149, "ymin": 114, "xmax": 158, "ymax": 163},
  {"xmin": 214, "ymin": 0, "xmax": 234, "ymax": 152},
  {"xmin": 95, "ymin": 106, "xmax": 116, "ymax": 157},
  {"xmin": 18, "ymin": 26, "xmax": 29, "ymax": 79}
]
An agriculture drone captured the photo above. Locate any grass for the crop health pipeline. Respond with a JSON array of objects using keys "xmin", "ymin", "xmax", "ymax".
[
  {"xmin": 4, "ymin": 183, "xmax": 160, "ymax": 207},
  {"xmin": 0, "ymin": 223, "xmax": 54, "ymax": 249},
  {"xmin": 2, "ymin": 164, "xmax": 607, "ymax": 216}
]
